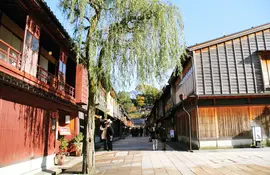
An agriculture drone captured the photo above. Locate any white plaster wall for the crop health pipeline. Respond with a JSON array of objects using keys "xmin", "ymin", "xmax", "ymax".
[
  {"xmin": 200, "ymin": 139, "xmax": 252, "ymax": 148},
  {"xmin": 200, "ymin": 140, "xmax": 217, "ymax": 147},
  {"xmin": 0, "ymin": 154, "xmax": 55, "ymax": 175},
  {"xmin": 217, "ymin": 139, "xmax": 251, "ymax": 147}
]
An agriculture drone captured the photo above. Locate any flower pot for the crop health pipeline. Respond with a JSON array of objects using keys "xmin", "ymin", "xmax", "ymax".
[
  {"xmin": 75, "ymin": 150, "xmax": 81, "ymax": 157},
  {"xmin": 55, "ymin": 154, "xmax": 65, "ymax": 165},
  {"xmin": 75, "ymin": 143, "xmax": 82, "ymax": 157}
]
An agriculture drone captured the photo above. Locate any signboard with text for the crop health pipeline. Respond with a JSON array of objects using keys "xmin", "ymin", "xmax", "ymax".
[{"xmin": 59, "ymin": 126, "xmax": 71, "ymax": 135}]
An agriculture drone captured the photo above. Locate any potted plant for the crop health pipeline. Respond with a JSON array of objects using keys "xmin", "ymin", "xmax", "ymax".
[
  {"xmin": 56, "ymin": 137, "xmax": 69, "ymax": 165},
  {"xmin": 73, "ymin": 132, "xmax": 84, "ymax": 157}
]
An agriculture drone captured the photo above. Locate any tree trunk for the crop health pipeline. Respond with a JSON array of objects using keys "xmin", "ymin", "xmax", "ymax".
[{"xmin": 82, "ymin": 77, "xmax": 96, "ymax": 174}]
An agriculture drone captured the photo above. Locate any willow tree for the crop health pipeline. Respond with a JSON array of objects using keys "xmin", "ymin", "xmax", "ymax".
[{"xmin": 60, "ymin": 0, "xmax": 185, "ymax": 174}]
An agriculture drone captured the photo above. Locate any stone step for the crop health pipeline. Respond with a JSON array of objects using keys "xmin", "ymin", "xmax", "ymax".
[{"xmin": 33, "ymin": 167, "xmax": 62, "ymax": 175}]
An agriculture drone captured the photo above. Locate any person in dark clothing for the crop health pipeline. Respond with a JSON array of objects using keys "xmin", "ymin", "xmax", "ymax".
[
  {"xmin": 131, "ymin": 127, "xmax": 135, "ymax": 137},
  {"xmin": 145, "ymin": 126, "xmax": 149, "ymax": 137},
  {"xmin": 140, "ymin": 127, "xmax": 143, "ymax": 137},
  {"xmin": 159, "ymin": 123, "xmax": 167, "ymax": 151},
  {"xmin": 106, "ymin": 121, "xmax": 114, "ymax": 151},
  {"xmin": 135, "ymin": 128, "xmax": 139, "ymax": 137},
  {"xmin": 149, "ymin": 123, "xmax": 159, "ymax": 150},
  {"xmin": 100, "ymin": 119, "xmax": 108, "ymax": 150}
]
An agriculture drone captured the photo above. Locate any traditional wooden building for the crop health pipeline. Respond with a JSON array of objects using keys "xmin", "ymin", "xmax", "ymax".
[
  {"xmin": 153, "ymin": 23, "xmax": 270, "ymax": 149},
  {"xmin": 0, "ymin": 0, "xmax": 86, "ymax": 174}
]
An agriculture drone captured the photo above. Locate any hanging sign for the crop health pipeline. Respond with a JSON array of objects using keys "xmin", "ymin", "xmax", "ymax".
[{"xmin": 59, "ymin": 126, "xmax": 71, "ymax": 135}]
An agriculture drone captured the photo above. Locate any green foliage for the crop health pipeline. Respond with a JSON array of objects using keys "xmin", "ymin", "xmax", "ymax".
[
  {"xmin": 123, "ymin": 102, "xmax": 136, "ymax": 113},
  {"xmin": 129, "ymin": 112, "xmax": 142, "ymax": 119},
  {"xmin": 60, "ymin": 0, "xmax": 186, "ymax": 91},
  {"xmin": 74, "ymin": 132, "xmax": 84, "ymax": 149},
  {"xmin": 141, "ymin": 114, "xmax": 147, "ymax": 119},
  {"xmin": 128, "ymin": 105, "xmax": 137, "ymax": 113},
  {"xmin": 59, "ymin": 137, "xmax": 69, "ymax": 152},
  {"xmin": 117, "ymin": 91, "xmax": 135, "ymax": 112},
  {"xmin": 136, "ymin": 95, "xmax": 145, "ymax": 107},
  {"xmin": 74, "ymin": 132, "xmax": 84, "ymax": 143},
  {"xmin": 117, "ymin": 91, "xmax": 132, "ymax": 104},
  {"xmin": 60, "ymin": 0, "xmax": 185, "ymax": 172},
  {"xmin": 261, "ymin": 139, "xmax": 270, "ymax": 147},
  {"xmin": 136, "ymin": 84, "xmax": 161, "ymax": 106}
]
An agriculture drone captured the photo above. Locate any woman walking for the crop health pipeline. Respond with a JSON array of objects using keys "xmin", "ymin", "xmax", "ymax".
[
  {"xmin": 159, "ymin": 122, "xmax": 167, "ymax": 151},
  {"xmin": 106, "ymin": 120, "xmax": 114, "ymax": 151},
  {"xmin": 100, "ymin": 119, "xmax": 108, "ymax": 150}
]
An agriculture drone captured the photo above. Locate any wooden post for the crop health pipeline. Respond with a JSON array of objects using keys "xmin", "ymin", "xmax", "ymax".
[
  {"xmin": 214, "ymin": 99, "xmax": 219, "ymax": 147},
  {"xmin": 7, "ymin": 47, "xmax": 10, "ymax": 63},
  {"xmin": 248, "ymin": 98, "xmax": 253, "ymax": 121}
]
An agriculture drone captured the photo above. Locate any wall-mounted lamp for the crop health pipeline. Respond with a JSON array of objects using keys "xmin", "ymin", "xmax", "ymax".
[
  {"xmin": 48, "ymin": 51, "xmax": 52, "ymax": 56},
  {"xmin": 51, "ymin": 117, "xmax": 56, "ymax": 131}
]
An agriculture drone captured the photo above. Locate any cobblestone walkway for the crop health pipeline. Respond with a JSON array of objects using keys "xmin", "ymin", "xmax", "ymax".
[{"xmin": 63, "ymin": 136, "xmax": 270, "ymax": 175}]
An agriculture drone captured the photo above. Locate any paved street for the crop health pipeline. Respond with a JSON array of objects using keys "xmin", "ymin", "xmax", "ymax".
[{"xmin": 62, "ymin": 136, "xmax": 270, "ymax": 175}]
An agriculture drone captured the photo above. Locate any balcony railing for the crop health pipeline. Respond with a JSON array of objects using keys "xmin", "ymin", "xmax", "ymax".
[
  {"xmin": 65, "ymin": 83, "xmax": 75, "ymax": 98},
  {"xmin": 0, "ymin": 39, "xmax": 21, "ymax": 70},
  {"xmin": 37, "ymin": 65, "xmax": 58, "ymax": 88},
  {"xmin": 0, "ymin": 39, "xmax": 75, "ymax": 99}
]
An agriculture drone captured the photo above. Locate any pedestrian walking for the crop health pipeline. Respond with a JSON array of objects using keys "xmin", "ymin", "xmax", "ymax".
[
  {"xmin": 144, "ymin": 125, "xmax": 149, "ymax": 137},
  {"xmin": 159, "ymin": 122, "xmax": 167, "ymax": 151},
  {"xmin": 149, "ymin": 123, "xmax": 159, "ymax": 150},
  {"xmin": 131, "ymin": 127, "xmax": 135, "ymax": 137},
  {"xmin": 140, "ymin": 127, "xmax": 143, "ymax": 137},
  {"xmin": 106, "ymin": 120, "xmax": 114, "ymax": 151},
  {"xmin": 100, "ymin": 119, "xmax": 108, "ymax": 150}
]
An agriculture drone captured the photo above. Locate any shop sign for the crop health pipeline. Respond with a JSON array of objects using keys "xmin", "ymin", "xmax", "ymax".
[{"xmin": 59, "ymin": 126, "xmax": 71, "ymax": 135}]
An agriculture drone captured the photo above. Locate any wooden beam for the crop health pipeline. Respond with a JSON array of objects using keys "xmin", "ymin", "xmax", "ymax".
[
  {"xmin": 232, "ymin": 40, "xmax": 240, "ymax": 93},
  {"xmin": 192, "ymin": 51, "xmax": 198, "ymax": 95},
  {"xmin": 216, "ymin": 45, "xmax": 223, "ymax": 94},
  {"xmin": 248, "ymin": 98, "xmax": 253, "ymax": 121},
  {"xmin": 214, "ymin": 107, "xmax": 219, "ymax": 140},
  {"xmin": 247, "ymin": 35, "xmax": 257, "ymax": 93},
  {"xmin": 200, "ymin": 49, "xmax": 206, "ymax": 95},
  {"xmin": 213, "ymin": 99, "xmax": 219, "ymax": 147},
  {"xmin": 224, "ymin": 42, "xmax": 232, "ymax": 94},
  {"xmin": 239, "ymin": 37, "xmax": 248, "ymax": 93},
  {"xmin": 208, "ymin": 47, "xmax": 214, "ymax": 94},
  {"xmin": 262, "ymin": 30, "xmax": 267, "ymax": 50},
  {"xmin": 258, "ymin": 54, "xmax": 266, "ymax": 93}
]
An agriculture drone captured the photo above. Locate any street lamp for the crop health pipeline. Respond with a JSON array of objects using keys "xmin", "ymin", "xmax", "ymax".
[{"xmin": 179, "ymin": 94, "xmax": 193, "ymax": 152}]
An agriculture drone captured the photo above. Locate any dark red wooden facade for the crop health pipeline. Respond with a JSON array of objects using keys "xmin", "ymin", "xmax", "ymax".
[{"xmin": 0, "ymin": 0, "xmax": 82, "ymax": 170}]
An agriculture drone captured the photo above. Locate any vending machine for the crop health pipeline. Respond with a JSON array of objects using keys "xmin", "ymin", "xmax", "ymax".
[{"xmin": 252, "ymin": 126, "xmax": 262, "ymax": 148}]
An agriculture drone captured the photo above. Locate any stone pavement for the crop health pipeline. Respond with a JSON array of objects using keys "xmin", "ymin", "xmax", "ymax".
[{"xmin": 62, "ymin": 136, "xmax": 270, "ymax": 175}]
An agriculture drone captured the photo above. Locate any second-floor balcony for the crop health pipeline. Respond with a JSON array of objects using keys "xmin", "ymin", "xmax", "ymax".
[
  {"xmin": 95, "ymin": 88, "xmax": 107, "ymax": 111},
  {"xmin": 0, "ymin": 39, "xmax": 21, "ymax": 70},
  {"xmin": 0, "ymin": 39, "xmax": 75, "ymax": 100}
]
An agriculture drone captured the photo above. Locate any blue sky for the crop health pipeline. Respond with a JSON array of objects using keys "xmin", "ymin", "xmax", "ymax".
[
  {"xmin": 44, "ymin": 0, "xmax": 270, "ymax": 91},
  {"xmin": 45, "ymin": 0, "xmax": 270, "ymax": 46},
  {"xmin": 172, "ymin": 0, "xmax": 270, "ymax": 46}
]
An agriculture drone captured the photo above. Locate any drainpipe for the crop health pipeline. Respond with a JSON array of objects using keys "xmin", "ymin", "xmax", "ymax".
[
  {"xmin": 180, "ymin": 94, "xmax": 193, "ymax": 152},
  {"xmin": 182, "ymin": 104, "xmax": 192, "ymax": 152}
]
